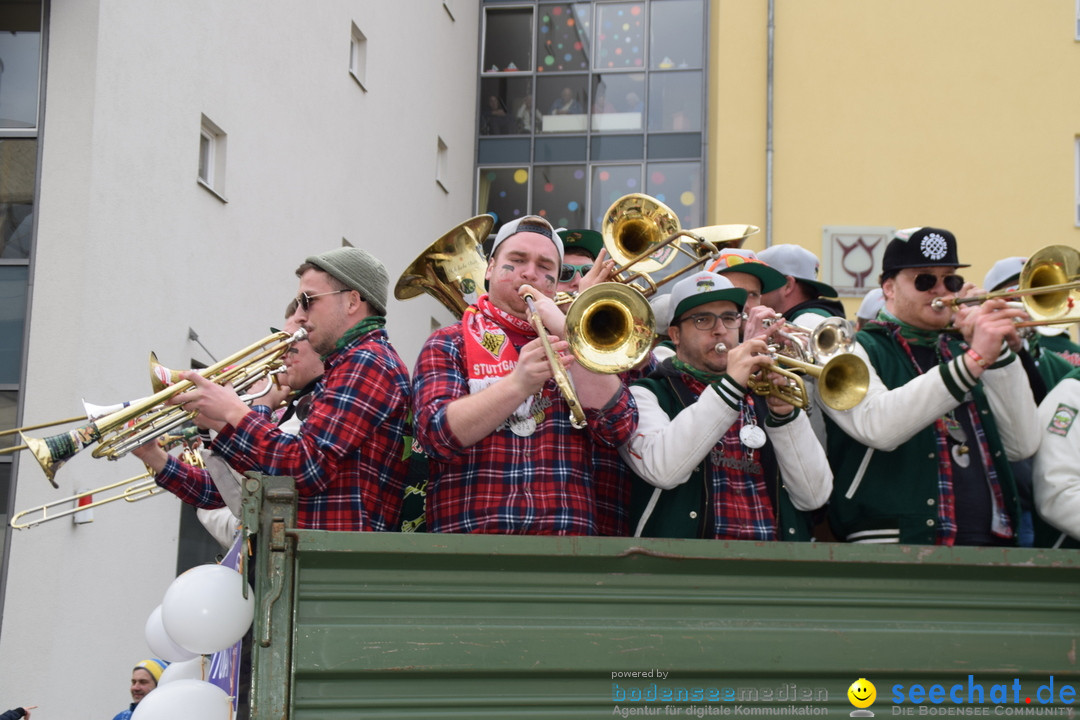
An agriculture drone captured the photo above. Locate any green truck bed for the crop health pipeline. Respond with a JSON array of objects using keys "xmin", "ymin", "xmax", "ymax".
[{"xmin": 245, "ymin": 476, "xmax": 1080, "ymax": 719}]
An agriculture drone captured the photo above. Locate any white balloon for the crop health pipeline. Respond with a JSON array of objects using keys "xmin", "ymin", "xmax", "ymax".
[
  {"xmin": 144, "ymin": 605, "xmax": 199, "ymax": 663},
  {"xmin": 161, "ymin": 563, "xmax": 254, "ymax": 655},
  {"xmin": 158, "ymin": 655, "xmax": 210, "ymax": 684},
  {"xmin": 131, "ymin": 679, "xmax": 231, "ymax": 720}
]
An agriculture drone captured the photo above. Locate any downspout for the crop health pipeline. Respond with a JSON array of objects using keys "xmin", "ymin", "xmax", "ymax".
[{"xmin": 765, "ymin": 0, "xmax": 775, "ymax": 247}]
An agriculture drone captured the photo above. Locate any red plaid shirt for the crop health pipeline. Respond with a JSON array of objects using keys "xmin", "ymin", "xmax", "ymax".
[
  {"xmin": 205, "ymin": 326, "xmax": 410, "ymax": 531},
  {"xmin": 413, "ymin": 323, "xmax": 638, "ymax": 535}
]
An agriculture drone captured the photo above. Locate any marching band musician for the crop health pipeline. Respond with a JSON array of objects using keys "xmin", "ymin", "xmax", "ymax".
[
  {"xmin": 757, "ymin": 244, "xmax": 847, "ymax": 329},
  {"xmin": 1032, "ymin": 366, "xmax": 1080, "ymax": 547},
  {"xmin": 133, "ymin": 311, "xmax": 324, "ymax": 545},
  {"xmin": 412, "ymin": 215, "xmax": 638, "ymax": 535},
  {"xmin": 619, "ymin": 271, "xmax": 832, "ymax": 540},
  {"xmin": 822, "ymin": 227, "xmax": 1040, "ymax": 546},
  {"xmin": 160, "ymin": 247, "xmax": 412, "ymax": 532}
]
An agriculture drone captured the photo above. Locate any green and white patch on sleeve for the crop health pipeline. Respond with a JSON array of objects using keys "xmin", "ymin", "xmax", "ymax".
[{"xmin": 1048, "ymin": 403, "xmax": 1078, "ymax": 437}]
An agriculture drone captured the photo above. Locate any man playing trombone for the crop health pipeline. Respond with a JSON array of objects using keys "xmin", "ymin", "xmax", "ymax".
[
  {"xmin": 412, "ymin": 215, "xmax": 638, "ymax": 535},
  {"xmin": 163, "ymin": 247, "xmax": 413, "ymax": 532},
  {"xmin": 822, "ymin": 227, "xmax": 1040, "ymax": 545},
  {"xmin": 133, "ymin": 311, "xmax": 324, "ymax": 545},
  {"xmin": 619, "ymin": 271, "xmax": 832, "ymax": 540}
]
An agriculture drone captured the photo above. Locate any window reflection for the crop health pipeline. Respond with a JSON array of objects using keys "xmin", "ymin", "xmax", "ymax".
[
  {"xmin": 0, "ymin": 390, "xmax": 14, "ymax": 452},
  {"xmin": 595, "ymin": 3, "xmax": 646, "ymax": 69},
  {"xmin": 537, "ymin": 76, "xmax": 588, "ymax": 133},
  {"xmin": 483, "ymin": 7, "xmax": 533, "ymax": 73},
  {"xmin": 591, "ymin": 73, "xmax": 644, "ymax": 132},
  {"xmin": 650, "ymin": 0, "xmax": 704, "ymax": 70},
  {"xmin": 537, "ymin": 4, "xmax": 593, "ymax": 72},
  {"xmin": 646, "ymin": 161, "xmax": 702, "ymax": 228},
  {"xmin": 478, "ymin": 167, "xmax": 531, "ymax": 230},
  {"xmin": 480, "ymin": 77, "xmax": 533, "ymax": 136},
  {"xmin": 0, "ymin": 9, "xmax": 41, "ymax": 129},
  {"xmin": 0, "ymin": 266, "xmax": 27, "ymax": 384},
  {"xmin": 530, "ymin": 165, "xmax": 587, "ymax": 229},
  {"xmin": 648, "ymin": 71, "xmax": 702, "ymax": 132},
  {"xmin": 590, "ymin": 164, "xmax": 642, "ymax": 228},
  {"xmin": 0, "ymin": 139, "xmax": 35, "ymax": 259}
]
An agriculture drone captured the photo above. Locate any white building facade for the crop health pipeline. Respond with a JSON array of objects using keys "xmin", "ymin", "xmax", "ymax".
[{"xmin": 0, "ymin": 1, "xmax": 479, "ymax": 716}]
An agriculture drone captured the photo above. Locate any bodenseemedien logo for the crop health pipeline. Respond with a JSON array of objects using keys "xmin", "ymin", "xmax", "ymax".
[{"xmin": 848, "ymin": 677, "xmax": 876, "ymax": 717}]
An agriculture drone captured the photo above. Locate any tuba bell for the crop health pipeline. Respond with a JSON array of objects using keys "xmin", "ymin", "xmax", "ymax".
[{"xmin": 394, "ymin": 214, "xmax": 492, "ymax": 318}]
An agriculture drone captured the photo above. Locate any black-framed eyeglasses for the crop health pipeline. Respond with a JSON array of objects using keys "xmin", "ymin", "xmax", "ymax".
[
  {"xmin": 297, "ymin": 288, "xmax": 349, "ymax": 311},
  {"xmin": 912, "ymin": 273, "xmax": 964, "ymax": 293},
  {"xmin": 559, "ymin": 263, "xmax": 594, "ymax": 283},
  {"xmin": 678, "ymin": 311, "xmax": 746, "ymax": 331}
]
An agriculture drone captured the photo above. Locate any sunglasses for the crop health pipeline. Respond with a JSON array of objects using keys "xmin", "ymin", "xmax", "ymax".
[
  {"xmin": 296, "ymin": 288, "xmax": 349, "ymax": 311},
  {"xmin": 912, "ymin": 273, "xmax": 964, "ymax": 293},
  {"xmin": 559, "ymin": 263, "xmax": 594, "ymax": 283}
]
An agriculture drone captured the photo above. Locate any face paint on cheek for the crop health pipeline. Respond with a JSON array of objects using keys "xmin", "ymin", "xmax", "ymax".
[
  {"xmin": 543, "ymin": 274, "xmax": 557, "ymax": 289},
  {"xmin": 499, "ymin": 264, "xmax": 515, "ymax": 276}
]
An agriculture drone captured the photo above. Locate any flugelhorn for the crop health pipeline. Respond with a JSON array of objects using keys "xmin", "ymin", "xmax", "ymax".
[
  {"xmin": 10, "ymin": 431, "xmax": 203, "ymax": 529},
  {"xmin": 394, "ymin": 214, "xmax": 492, "ymax": 318},
  {"xmin": 20, "ymin": 329, "xmax": 306, "ymax": 485},
  {"xmin": 749, "ymin": 352, "xmax": 870, "ymax": 411},
  {"xmin": 523, "ymin": 292, "xmax": 587, "ymax": 429}
]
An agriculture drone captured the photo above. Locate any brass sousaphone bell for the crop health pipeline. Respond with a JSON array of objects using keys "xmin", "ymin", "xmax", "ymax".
[{"xmin": 394, "ymin": 214, "xmax": 493, "ymax": 318}]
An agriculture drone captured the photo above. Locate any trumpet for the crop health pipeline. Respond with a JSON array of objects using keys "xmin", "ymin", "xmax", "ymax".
[
  {"xmin": 747, "ymin": 315, "xmax": 869, "ymax": 411},
  {"xmin": 523, "ymin": 292, "xmax": 587, "ymax": 429},
  {"xmin": 749, "ymin": 351, "xmax": 870, "ymax": 411},
  {"xmin": 10, "ymin": 431, "xmax": 203, "ymax": 529},
  {"xmin": 19, "ymin": 329, "xmax": 306, "ymax": 485}
]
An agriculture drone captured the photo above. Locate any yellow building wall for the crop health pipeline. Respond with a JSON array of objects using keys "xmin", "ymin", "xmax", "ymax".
[{"xmin": 708, "ymin": 0, "xmax": 1080, "ymax": 318}]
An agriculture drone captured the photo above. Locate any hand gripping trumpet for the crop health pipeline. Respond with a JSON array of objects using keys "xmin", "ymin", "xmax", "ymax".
[
  {"xmin": 20, "ymin": 328, "xmax": 307, "ymax": 485},
  {"xmin": 522, "ymin": 292, "xmax": 587, "ymax": 429}
]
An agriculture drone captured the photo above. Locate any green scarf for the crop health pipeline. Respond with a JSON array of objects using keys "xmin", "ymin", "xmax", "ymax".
[
  {"xmin": 325, "ymin": 315, "xmax": 386, "ymax": 360},
  {"xmin": 876, "ymin": 309, "xmax": 941, "ymax": 347},
  {"xmin": 671, "ymin": 357, "xmax": 728, "ymax": 385}
]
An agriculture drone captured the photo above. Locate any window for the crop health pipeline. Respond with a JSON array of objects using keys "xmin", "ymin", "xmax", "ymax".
[
  {"xmin": 476, "ymin": 1, "xmax": 707, "ymax": 235},
  {"xmin": 350, "ymin": 23, "xmax": 367, "ymax": 89},
  {"xmin": 197, "ymin": 115, "xmax": 227, "ymax": 200},
  {"xmin": 0, "ymin": 0, "xmax": 42, "ymax": 628},
  {"xmin": 436, "ymin": 136, "xmax": 449, "ymax": 193}
]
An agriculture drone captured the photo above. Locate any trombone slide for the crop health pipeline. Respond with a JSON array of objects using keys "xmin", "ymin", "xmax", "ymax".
[
  {"xmin": 523, "ymin": 293, "xmax": 588, "ymax": 429},
  {"xmin": 9, "ymin": 472, "xmax": 162, "ymax": 529}
]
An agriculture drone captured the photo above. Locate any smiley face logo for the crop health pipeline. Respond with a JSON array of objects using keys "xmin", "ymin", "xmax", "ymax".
[{"xmin": 847, "ymin": 677, "xmax": 876, "ymax": 709}]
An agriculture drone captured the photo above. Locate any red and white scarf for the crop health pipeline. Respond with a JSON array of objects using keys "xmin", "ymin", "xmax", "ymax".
[{"xmin": 462, "ymin": 294, "xmax": 538, "ymax": 420}]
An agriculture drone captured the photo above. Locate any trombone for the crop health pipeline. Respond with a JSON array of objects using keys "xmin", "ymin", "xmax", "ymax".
[
  {"xmin": 523, "ymin": 292, "xmax": 587, "ymax": 429},
  {"xmin": 563, "ymin": 193, "xmax": 759, "ymax": 374},
  {"xmin": 18, "ymin": 329, "xmax": 306, "ymax": 486},
  {"xmin": 931, "ymin": 245, "xmax": 1080, "ymax": 328},
  {"xmin": 10, "ymin": 433, "xmax": 204, "ymax": 529}
]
